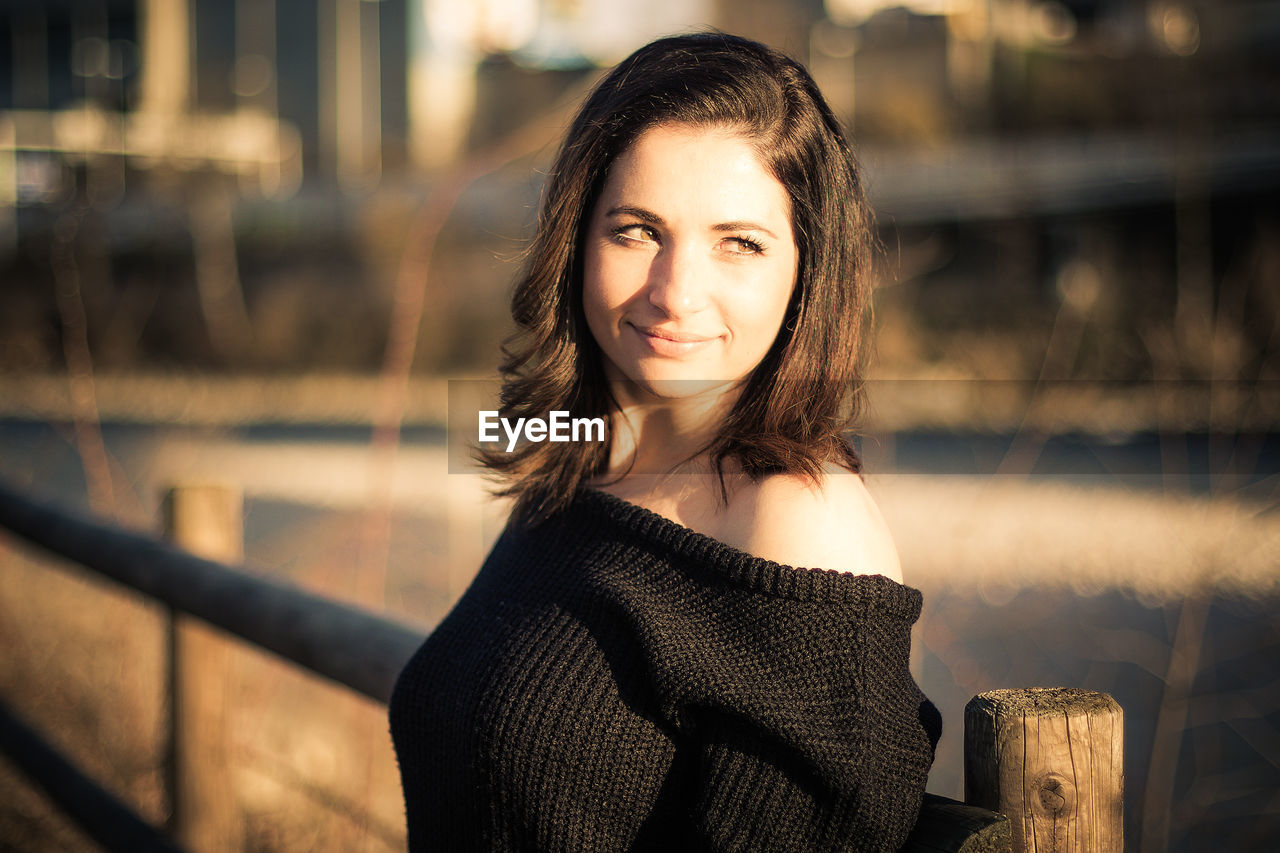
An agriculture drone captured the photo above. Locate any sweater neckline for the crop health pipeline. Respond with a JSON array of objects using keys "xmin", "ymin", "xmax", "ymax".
[{"xmin": 574, "ymin": 487, "xmax": 922, "ymax": 612}]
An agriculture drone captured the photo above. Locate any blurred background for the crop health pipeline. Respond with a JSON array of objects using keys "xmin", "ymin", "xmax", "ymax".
[{"xmin": 0, "ymin": 0, "xmax": 1277, "ymax": 850}]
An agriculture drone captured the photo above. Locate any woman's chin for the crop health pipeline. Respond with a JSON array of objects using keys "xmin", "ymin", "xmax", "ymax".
[{"xmin": 611, "ymin": 375, "xmax": 740, "ymax": 402}]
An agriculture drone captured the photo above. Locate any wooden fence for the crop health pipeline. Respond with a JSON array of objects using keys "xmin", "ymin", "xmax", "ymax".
[{"xmin": 0, "ymin": 478, "xmax": 1123, "ymax": 852}]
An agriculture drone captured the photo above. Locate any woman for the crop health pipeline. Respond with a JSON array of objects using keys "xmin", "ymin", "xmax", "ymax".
[{"xmin": 390, "ymin": 32, "xmax": 940, "ymax": 851}]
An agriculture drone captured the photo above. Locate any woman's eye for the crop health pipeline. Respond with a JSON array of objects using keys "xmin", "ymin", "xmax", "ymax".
[
  {"xmin": 724, "ymin": 236, "xmax": 765, "ymax": 255},
  {"xmin": 612, "ymin": 224, "xmax": 658, "ymax": 244}
]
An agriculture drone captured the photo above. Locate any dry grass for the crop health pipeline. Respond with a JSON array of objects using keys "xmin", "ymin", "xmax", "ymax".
[
  {"xmin": 870, "ymin": 474, "xmax": 1280, "ymax": 599},
  {"xmin": 0, "ymin": 542, "xmax": 168, "ymax": 850}
]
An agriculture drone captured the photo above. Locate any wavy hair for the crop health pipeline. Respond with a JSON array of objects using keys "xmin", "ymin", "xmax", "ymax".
[{"xmin": 480, "ymin": 32, "xmax": 875, "ymax": 522}]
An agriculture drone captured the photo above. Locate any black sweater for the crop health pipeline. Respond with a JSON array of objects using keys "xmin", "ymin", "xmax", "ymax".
[{"xmin": 389, "ymin": 488, "xmax": 940, "ymax": 851}]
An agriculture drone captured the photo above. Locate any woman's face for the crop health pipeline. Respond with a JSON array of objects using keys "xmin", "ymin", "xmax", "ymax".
[{"xmin": 582, "ymin": 123, "xmax": 799, "ymax": 401}]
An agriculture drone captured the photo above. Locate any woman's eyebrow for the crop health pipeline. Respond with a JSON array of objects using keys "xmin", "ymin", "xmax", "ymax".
[
  {"xmin": 605, "ymin": 205, "xmax": 664, "ymax": 223},
  {"xmin": 713, "ymin": 221, "xmax": 779, "ymax": 239}
]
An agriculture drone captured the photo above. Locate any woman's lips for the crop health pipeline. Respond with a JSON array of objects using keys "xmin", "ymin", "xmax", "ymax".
[{"xmin": 629, "ymin": 323, "xmax": 717, "ymax": 355}]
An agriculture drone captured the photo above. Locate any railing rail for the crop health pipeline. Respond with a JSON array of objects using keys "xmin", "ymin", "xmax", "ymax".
[
  {"xmin": 0, "ymin": 476, "xmax": 1120, "ymax": 852},
  {"xmin": 0, "ymin": 478, "xmax": 424, "ymax": 704},
  {"xmin": 0, "ymin": 699, "xmax": 184, "ymax": 853}
]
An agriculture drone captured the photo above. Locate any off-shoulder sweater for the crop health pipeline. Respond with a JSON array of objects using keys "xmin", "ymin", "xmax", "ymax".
[{"xmin": 389, "ymin": 488, "xmax": 941, "ymax": 852}]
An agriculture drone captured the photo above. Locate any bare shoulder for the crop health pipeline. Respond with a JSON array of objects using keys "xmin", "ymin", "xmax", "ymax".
[{"xmin": 717, "ymin": 467, "xmax": 903, "ymax": 582}]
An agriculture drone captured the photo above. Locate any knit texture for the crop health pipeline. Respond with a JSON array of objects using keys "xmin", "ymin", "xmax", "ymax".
[{"xmin": 389, "ymin": 488, "xmax": 941, "ymax": 851}]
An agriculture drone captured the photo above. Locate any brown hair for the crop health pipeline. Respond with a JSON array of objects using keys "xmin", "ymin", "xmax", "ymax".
[{"xmin": 480, "ymin": 32, "xmax": 875, "ymax": 522}]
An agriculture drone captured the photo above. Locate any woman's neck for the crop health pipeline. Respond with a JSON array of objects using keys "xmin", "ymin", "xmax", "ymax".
[
  {"xmin": 589, "ymin": 378, "xmax": 752, "ymax": 532},
  {"xmin": 603, "ymin": 380, "xmax": 738, "ymax": 479}
]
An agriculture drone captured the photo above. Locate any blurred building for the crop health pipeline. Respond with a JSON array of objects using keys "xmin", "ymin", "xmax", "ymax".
[
  {"xmin": 3, "ymin": 1, "xmax": 1277, "ymax": 200},
  {"xmin": 0, "ymin": 0, "xmax": 792, "ymax": 205},
  {"xmin": 0, "ymin": 0, "xmax": 817, "ymax": 370},
  {"xmin": 0, "ymin": 0, "xmax": 1277, "ymax": 376}
]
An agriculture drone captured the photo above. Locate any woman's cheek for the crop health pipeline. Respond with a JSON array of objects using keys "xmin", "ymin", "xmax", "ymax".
[{"xmin": 598, "ymin": 253, "xmax": 650, "ymax": 307}]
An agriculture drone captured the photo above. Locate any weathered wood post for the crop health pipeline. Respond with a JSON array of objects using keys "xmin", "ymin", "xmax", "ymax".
[
  {"xmin": 164, "ymin": 483, "xmax": 243, "ymax": 852},
  {"xmin": 965, "ymin": 688, "xmax": 1123, "ymax": 852}
]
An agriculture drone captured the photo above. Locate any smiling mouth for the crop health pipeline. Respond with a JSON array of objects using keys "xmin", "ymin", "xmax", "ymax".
[
  {"xmin": 627, "ymin": 323, "xmax": 719, "ymax": 357},
  {"xmin": 632, "ymin": 325, "xmax": 715, "ymax": 344}
]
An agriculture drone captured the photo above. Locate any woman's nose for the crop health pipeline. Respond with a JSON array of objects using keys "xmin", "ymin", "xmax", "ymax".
[{"xmin": 646, "ymin": 244, "xmax": 708, "ymax": 316}]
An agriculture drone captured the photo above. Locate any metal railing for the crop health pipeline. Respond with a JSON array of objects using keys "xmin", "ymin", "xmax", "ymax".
[
  {"xmin": 0, "ymin": 699, "xmax": 182, "ymax": 853},
  {"xmin": 0, "ymin": 479, "xmax": 423, "ymax": 704},
  {"xmin": 0, "ymin": 478, "xmax": 427, "ymax": 851},
  {"xmin": 1, "ymin": 477, "xmax": 1124, "ymax": 852}
]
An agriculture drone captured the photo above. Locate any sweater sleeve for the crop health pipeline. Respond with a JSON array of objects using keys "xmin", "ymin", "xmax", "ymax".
[{"xmin": 651, "ymin": 573, "xmax": 940, "ymax": 852}]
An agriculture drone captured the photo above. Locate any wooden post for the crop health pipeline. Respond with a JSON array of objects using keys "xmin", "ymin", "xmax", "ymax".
[
  {"xmin": 965, "ymin": 688, "xmax": 1123, "ymax": 853},
  {"xmin": 164, "ymin": 484, "xmax": 243, "ymax": 852}
]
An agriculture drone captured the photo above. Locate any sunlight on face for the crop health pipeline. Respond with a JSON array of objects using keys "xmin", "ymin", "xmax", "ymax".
[{"xmin": 582, "ymin": 123, "xmax": 799, "ymax": 403}]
